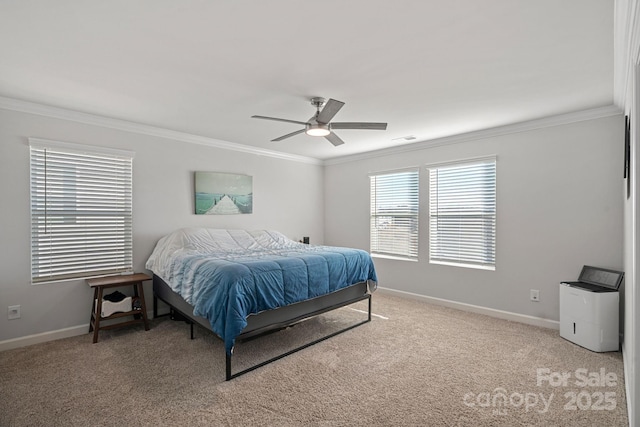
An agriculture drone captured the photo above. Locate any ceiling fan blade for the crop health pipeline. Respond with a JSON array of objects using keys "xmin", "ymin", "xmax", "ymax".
[
  {"xmin": 325, "ymin": 132, "xmax": 345, "ymax": 146},
  {"xmin": 330, "ymin": 122, "xmax": 388, "ymax": 130},
  {"xmin": 272, "ymin": 128, "xmax": 306, "ymax": 142},
  {"xmin": 252, "ymin": 115, "xmax": 308, "ymax": 126},
  {"xmin": 316, "ymin": 99, "xmax": 345, "ymax": 124}
]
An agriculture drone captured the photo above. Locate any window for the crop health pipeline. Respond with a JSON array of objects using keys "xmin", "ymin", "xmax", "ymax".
[
  {"xmin": 428, "ymin": 157, "xmax": 496, "ymax": 270},
  {"xmin": 30, "ymin": 139, "xmax": 134, "ymax": 283},
  {"xmin": 370, "ymin": 169, "xmax": 419, "ymax": 260}
]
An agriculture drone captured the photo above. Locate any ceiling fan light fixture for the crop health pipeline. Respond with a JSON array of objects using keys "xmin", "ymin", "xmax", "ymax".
[{"xmin": 305, "ymin": 123, "xmax": 330, "ymax": 137}]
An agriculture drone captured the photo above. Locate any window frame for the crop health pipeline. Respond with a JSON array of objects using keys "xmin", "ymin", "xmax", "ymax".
[
  {"xmin": 29, "ymin": 138, "xmax": 135, "ymax": 284},
  {"xmin": 427, "ymin": 156, "xmax": 496, "ymax": 271},
  {"xmin": 369, "ymin": 168, "xmax": 420, "ymax": 261}
]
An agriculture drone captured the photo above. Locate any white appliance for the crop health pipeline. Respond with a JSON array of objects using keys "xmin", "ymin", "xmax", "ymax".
[{"xmin": 559, "ymin": 265, "xmax": 623, "ymax": 352}]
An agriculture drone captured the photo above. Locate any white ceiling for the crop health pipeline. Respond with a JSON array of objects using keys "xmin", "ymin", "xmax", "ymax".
[{"xmin": 0, "ymin": 0, "xmax": 614, "ymax": 160}]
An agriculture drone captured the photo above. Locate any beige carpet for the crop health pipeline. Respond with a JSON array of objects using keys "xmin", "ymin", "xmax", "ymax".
[{"xmin": 0, "ymin": 293, "xmax": 628, "ymax": 426}]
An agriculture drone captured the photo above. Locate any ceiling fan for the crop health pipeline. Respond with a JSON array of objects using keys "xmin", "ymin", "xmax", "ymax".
[{"xmin": 251, "ymin": 97, "xmax": 387, "ymax": 146}]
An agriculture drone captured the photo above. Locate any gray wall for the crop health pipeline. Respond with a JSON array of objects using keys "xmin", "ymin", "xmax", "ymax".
[
  {"xmin": 0, "ymin": 108, "xmax": 325, "ymax": 342},
  {"xmin": 324, "ymin": 115, "xmax": 624, "ymax": 322}
]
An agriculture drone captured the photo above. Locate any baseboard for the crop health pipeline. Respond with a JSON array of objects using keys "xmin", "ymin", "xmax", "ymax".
[
  {"xmin": 377, "ymin": 287, "xmax": 559, "ymax": 330},
  {"xmin": 0, "ymin": 324, "xmax": 89, "ymax": 352},
  {"xmin": 0, "ymin": 309, "xmax": 155, "ymax": 352},
  {"xmin": 1, "ymin": 294, "xmax": 558, "ymax": 351}
]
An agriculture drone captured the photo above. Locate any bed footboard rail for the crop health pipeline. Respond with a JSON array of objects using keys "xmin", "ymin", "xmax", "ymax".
[
  {"xmin": 152, "ymin": 275, "xmax": 374, "ymax": 381},
  {"xmin": 226, "ymin": 293, "xmax": 372, "ymax": 381}
]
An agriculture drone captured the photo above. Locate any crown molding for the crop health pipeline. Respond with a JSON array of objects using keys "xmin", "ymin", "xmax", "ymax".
[
  {"xmin": 0, "ymin": 96, "xmax": 621, "ymax": 168},
  {"xmin": 0, "ymin": 96, "xmax": 323, "ymax": 166},
  {"xmin": 323, "ymin": 105, "xmax": 622, "ymax": 166}
]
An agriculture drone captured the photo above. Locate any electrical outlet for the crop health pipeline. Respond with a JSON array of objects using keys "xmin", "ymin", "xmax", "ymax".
[
  {"xmin": 8, "ymin": 305, "xmax": 21, "ymax": 320},
  {"xmin": 530, "ymin": 290, "xmax": 540, "ymax": 302}
]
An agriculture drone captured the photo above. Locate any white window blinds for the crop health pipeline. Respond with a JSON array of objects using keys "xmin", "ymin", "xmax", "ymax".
[
  {"xmin": 370, "ymin": 169, "xmax": 419, "ymax": 259},
  {"xmin": 30, "ymin": 140, "xmax": 134, "ymax": 283},
  {"xmin": 428, "ymin": 158, "xmax": 496, "ymax": 270}
]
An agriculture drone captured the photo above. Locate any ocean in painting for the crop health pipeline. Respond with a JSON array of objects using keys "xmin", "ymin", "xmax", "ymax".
[{"xmin": 195, "ymin": 171, "xmax": 253, "ymax": 215}]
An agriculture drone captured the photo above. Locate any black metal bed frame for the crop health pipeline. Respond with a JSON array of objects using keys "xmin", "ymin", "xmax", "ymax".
[{"xmin": 152, "ymin": 275, "xmax": 373, "ymax": 381}]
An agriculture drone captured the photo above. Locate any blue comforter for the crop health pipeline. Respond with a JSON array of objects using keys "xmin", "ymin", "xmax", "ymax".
[{"xmin": 146, "ymin": 229, "xmax": 377, "ymax": 354}]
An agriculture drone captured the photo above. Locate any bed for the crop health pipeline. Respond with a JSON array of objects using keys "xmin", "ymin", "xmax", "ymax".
[{"xmin": 145, "ymin": 228, "xmax": 378, "ymax": 380}]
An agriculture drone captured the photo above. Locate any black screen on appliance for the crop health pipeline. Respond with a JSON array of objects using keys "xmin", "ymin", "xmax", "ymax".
[{"xmin": 578, "ymin": 266, "xmax": 624, "ymax": 290}]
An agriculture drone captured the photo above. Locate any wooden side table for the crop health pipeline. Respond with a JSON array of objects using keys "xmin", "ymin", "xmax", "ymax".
[{"xmin": 87, "ymin": 273, "xmax": 151, "ymax": 343}]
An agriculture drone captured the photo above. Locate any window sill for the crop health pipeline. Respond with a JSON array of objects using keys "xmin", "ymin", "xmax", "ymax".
[
  {"xmin": 371, "ymin": 253, "xmax": 418, "ymax": 262},
  {"xmin": 429, "ymin": 260, "xmax": 495, "ymax": 271}
]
